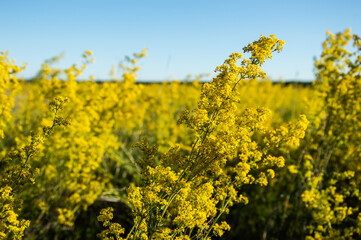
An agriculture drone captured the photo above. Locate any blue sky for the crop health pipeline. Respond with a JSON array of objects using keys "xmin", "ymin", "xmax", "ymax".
[{"xmin": 1, "ymin": 0, "xmax": 360, "ymax": 81}]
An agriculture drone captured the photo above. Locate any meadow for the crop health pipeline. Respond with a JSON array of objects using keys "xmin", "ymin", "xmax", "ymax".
[{"xmin": 1, "ymin": 30, "xmax": 360, "ymax": 240}]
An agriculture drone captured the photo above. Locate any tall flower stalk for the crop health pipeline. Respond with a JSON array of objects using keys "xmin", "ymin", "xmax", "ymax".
[{"xmin": 98, "ymin": 35, "xmax": 308, "ymax": 240}]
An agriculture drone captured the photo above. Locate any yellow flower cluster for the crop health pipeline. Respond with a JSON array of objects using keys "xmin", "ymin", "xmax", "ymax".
[
  {"xmin": 98, "ymin": 35, "xmax": 308, "ymax": 240},
  {"xmin": 0, "ymin": 52, "xmax": 23, "ymax": 140},
  {"xmin": 97, "ymin": 208, "xmax": 125, "ymax": 240},
  {"xmin": 299, "ymin": 29, "xmax": 361, "ymax": 239},
  {"xmin": 1, "ymin": 87, "xmax": 69, "ymax": 240}
]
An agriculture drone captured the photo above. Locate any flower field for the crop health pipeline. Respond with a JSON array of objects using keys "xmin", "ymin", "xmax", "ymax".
[{"xmin": 1, "ymin": 30, "xmax": 360, "ymax": 239}]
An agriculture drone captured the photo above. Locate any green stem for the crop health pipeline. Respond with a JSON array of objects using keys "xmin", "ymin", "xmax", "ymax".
[
  {"xmin": 12, "ymin": 109, "xmax": 59, "ymax": 190},
  {"xmin": 148, "ymin": 188, "xmax": 182, "ymax": 238},
  {"xmin": 202, "ymin": 198, "xmax": 231, "ymax": 240},
  {"xmin": 127, "ymin": 215, "xmax": 144, "ymax": 240}
]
